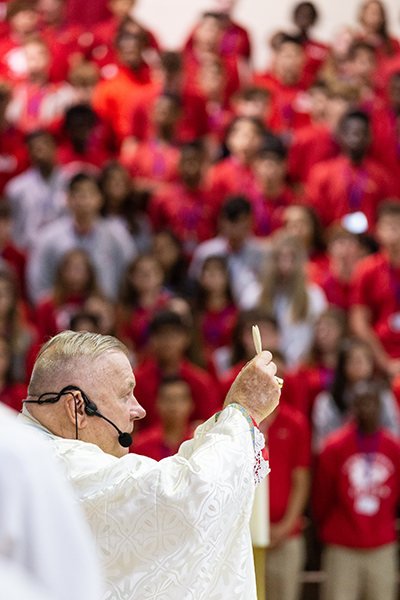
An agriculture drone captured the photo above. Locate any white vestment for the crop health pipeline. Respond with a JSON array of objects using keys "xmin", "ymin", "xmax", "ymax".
[
  {"xmin": 20, "ymin": 405, "xmax": 267, "ymax": 600},
  {"xmin": 0, "ymin": 404, "xmax": 102, "ymax": 600}
]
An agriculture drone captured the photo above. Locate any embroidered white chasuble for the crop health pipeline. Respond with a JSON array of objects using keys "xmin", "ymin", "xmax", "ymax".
[{"xmin": 20, "ymin": 406, "xmax": 264, "ymax": 600}]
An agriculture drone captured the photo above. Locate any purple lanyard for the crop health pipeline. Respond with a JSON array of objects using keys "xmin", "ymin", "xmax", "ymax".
[
  {"xmin": 389, "ymin": 265, "xmax": 400, "ymax": 310},
  {"xmin": 355, "ymin": 430, "xmax": 381, "ymax": 485},
  {"xmin": 149, "ymin": 140, "xmax": 167, "ymax": 177},
  {"xmin": 343, "ymin": 166, "xmax": 369, "ymax": 212},
  {"xmin": 388, "ymin": 109, "xmax": 400, "ymax": 159}
]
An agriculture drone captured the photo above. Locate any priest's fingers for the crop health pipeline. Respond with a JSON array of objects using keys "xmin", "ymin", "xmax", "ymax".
[{"xmin": 223, "ymin": 351, "xmax": 281, "ymax": 425}]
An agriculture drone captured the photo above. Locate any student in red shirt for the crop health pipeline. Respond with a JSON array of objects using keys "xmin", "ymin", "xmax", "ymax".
[
  {"xmin": 288, "ymin": 84, "xmax": 357, "ymax": 189},
  {"xmin": 321, "ymin": 226, "xmax": 370, "ymax": 311},
  {"xmin": 7, "ymin": 35, "xmax": 73, "ymax": 133},
  {"xmin": 255, "ymin": 35, "xmax": 312, "ymax": 136},
  {"xmin": 350, "ymin": 202, "xmax": 400, "ymax": 378},
  {"xmin": 306, "ymin": 110, "xmax": 396, "ymax": 230},
  {"xmin": 197, "ymin": 56, "xmax": 234, "ymax": 160},
  {"xmin": 356, "ymin": 0, "xmax": 400, "ymax": 66},
  {"xmin": 0, "ymin": 82, "xmax": 29, "ymax": 195},
  {"xmin": 56, "ymin": 104, "xmax": 113, "ymax": 173},
  {"xmin": 370, "ymin": 71, "xmax": 400, "ymax": 182},
  {"xmin": 92, "ymin": 0, "xmax": 159, "ymax": 58},
  {"xmin": 185, "ymin": 0, "xmax": 251, "ymax": 64},
  {"xmin": 134, "ymin": 310, "xmax": 221, "ymax": 431},
  {"xmin": 131, "ymin": 376, "xmax": 194, "ymax": 461},
  {"xmin": 148, "ymin": 141, "xmax": 217, "ymax": 259},
  {"xmin": 206, "ymin": 116, "xmax": 265, "ymax": 211},
  {"xmin": 117, "ymin": 254, "xmax": 171, "ymax": 360},
  {"xmin": 0, "ymin": 0, "xmax": 39, "ymax": 82},
  {"xmin": 291, "ymin": 1, "xmax": 330, "ymax": 82},
  {"xmin": 37, "ymin": 0, "xmax": 90, "ymax": 81},
  {"xmin": 260, "ymin": 397, "xmax": 311, "ymax": 600},
  {"xmin": 288, "ymin": 307, "xmax": 347, "ymax": 419},
  {"xmin": 121, "ymin": 94, "xmax": 181, "ymax": 193},
  {"xmin": 313, "ymin": 382, "xmax": 400, "ymax": 600},
  {"xmin": 92, "ymin": 17, "xmax": 152, "ymax": 141},
  {"xmin": 345, "ymin": 41, "xmax": 384, "ymax": 115},
  {"xmin": 252, "ymin": 136, "xmax": 298, "ymax": 236},
  {"xmin": 183, "ymin": 12, "xmax": 240, "ymax": 105},
  {"xmin": 35, "ymin": 248, "xmax": 99, "ymax": 343},
  {"xmin": 193, "ymin": 255, "xmax": 238, "ymax": 375},
  {"xmin": 126, "ymin": 51, "xmax": 209, "ymax": 148}
]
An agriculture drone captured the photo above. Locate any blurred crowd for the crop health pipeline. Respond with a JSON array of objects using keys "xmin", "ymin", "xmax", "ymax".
[{"xmin": 1, "ymin": 0, "xmax": 400, "ymax": 598}]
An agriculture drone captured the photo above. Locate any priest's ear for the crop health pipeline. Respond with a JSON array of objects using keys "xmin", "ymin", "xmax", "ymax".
[{"xmin": 64, "ymin": 391, "xmax": 88, "ymax": 432}]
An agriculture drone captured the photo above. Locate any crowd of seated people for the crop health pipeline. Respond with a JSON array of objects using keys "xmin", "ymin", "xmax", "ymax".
[{"xmin": 1, "ymin": 0, "xmax": 400, "ymax": 598}]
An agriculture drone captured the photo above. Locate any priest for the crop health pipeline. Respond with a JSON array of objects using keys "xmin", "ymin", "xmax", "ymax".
[{"xmin": 19, "ymin": 330, "xmax": 281, "ymax": 599}]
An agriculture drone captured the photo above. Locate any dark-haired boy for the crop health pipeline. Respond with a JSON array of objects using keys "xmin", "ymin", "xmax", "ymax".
[
  {"xmin": 307, "ymin": 110, "xmax": 396, "ymax": 229},
  {"xmin": 134, "ymin": 311, "xmax": 221, "ymax": 431},
  {"xmin": 27, "ymin": 172, "xmax": 136, "ymax": 303}
]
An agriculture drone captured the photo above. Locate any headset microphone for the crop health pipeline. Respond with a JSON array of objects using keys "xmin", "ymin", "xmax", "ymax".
[
  {"xmin": 84, "ymin": 401, "xmax": 133, "ymax": 448},
  {"xmin": 24, "ymin": 385, "xmax": 133, "ymax": 448}
]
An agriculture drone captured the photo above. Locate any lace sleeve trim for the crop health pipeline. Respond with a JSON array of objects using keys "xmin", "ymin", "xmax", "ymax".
[{"xmin": 215, "ymin": 404, "xmax": 270, "ymax": 487}]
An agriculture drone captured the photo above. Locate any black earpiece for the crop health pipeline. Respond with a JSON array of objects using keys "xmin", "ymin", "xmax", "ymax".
[{"xmin": 24, "ymin": 385, "xmax": 133, "ymax": 448}]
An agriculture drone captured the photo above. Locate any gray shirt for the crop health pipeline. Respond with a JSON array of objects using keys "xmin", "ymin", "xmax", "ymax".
[
  {"xmin": 27, "ymin": 215, "xmax": 136, "ymax": 303},
  {"xmin": 5, "ymin": 167, "xmax": 67, "ymax": 250}
]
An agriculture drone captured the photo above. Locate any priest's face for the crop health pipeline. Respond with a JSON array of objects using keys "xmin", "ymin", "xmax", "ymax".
[{"xmin": 83, "ymin": 351, "xmax": 146, "ymax": 457}]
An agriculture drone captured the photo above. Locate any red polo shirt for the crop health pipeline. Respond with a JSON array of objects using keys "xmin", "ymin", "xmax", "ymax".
[
  {"xmin": 306, "ymin": 155, "xmax": 395, "ymax": 229},
  {"xmin": 351, "ymin": 252, "xmax": 400, "ymax": 358},
  {"xmin": 313, "ymin": 422, "xmax": 400, "ymax": 548}
]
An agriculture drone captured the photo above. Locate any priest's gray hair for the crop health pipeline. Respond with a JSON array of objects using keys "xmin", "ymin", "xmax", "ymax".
[{"xmin": 28, "ymin": 331, "xmax": 129, "ymax": 395}]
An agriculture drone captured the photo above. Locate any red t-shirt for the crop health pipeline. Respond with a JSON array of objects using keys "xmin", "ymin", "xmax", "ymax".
[
  {"xmin": 251, "ymin": 185, "xmax": 298, "ymax": 236},
  {"xmin": 185, "ymin": 19, "xmax": 251, "ymax": 61},
  {"xmin": 0, "ymin": 125, "xmax": 29, "ymax": 194},
  {"xmin": 262, "ymin": 403, "xmax": 311, "ymax": 535},
  {"xmin": 254, "ymin": 71, "xmax": 312, "ymax": 134},
  {"xmin": 122, "ymin": 139, "xmax": 180, "ymax": 188},
  {"xmin": 313, "ymin": 422, "xmax": 400, "ymax": 548},
  {"xmin": 129, "ymin": 83, "xmax": 209, "ymax": 144},
  {"xmin": 306, "ymin": 155, "xmax": 395, "ymax": 229},
  {"xmin": 302, "ymin": 38, "xmax": 330, "ymax": 82},
  {"xmin": 350, "ymin": 252, "xmax": 400, "ymax": 358},
  {"xmin": 148, "ymin": 182, "xmax": 217, "ymax": 258},
  {"xmin": 183, "ymin": 50, "xmax": 240, "ymax": 106},
  {"xmin": 92, "ymin": 62, "xmax": 153, "ymax": 140},
  {"xmin": 288, "ymin": 122, "xmax": 340, "ymax": 185},
  {"xmin": 321, "ymin": 270, "xmax": 352, "ymax": 311},
  {"xmin": 199, "ymin": 304, "xmax": 238, "ymax": 358},
  {"xmin": 285, "ymin": 363, "xmax": 335, "ymax": 419},
  {"xmin": 370, "ymin": 105, "xmax": 400, "ymax": 187},
  {"xmin": 134, "ymin": 356, "xmax": 222, "ymax": 431},
  {"xmin": 206, "ymin": 156, "xmax": 260, "ymax": 211},
  {"xmin": 130, "ymin": 424, "xmax": 193, "ymax": 461}
]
